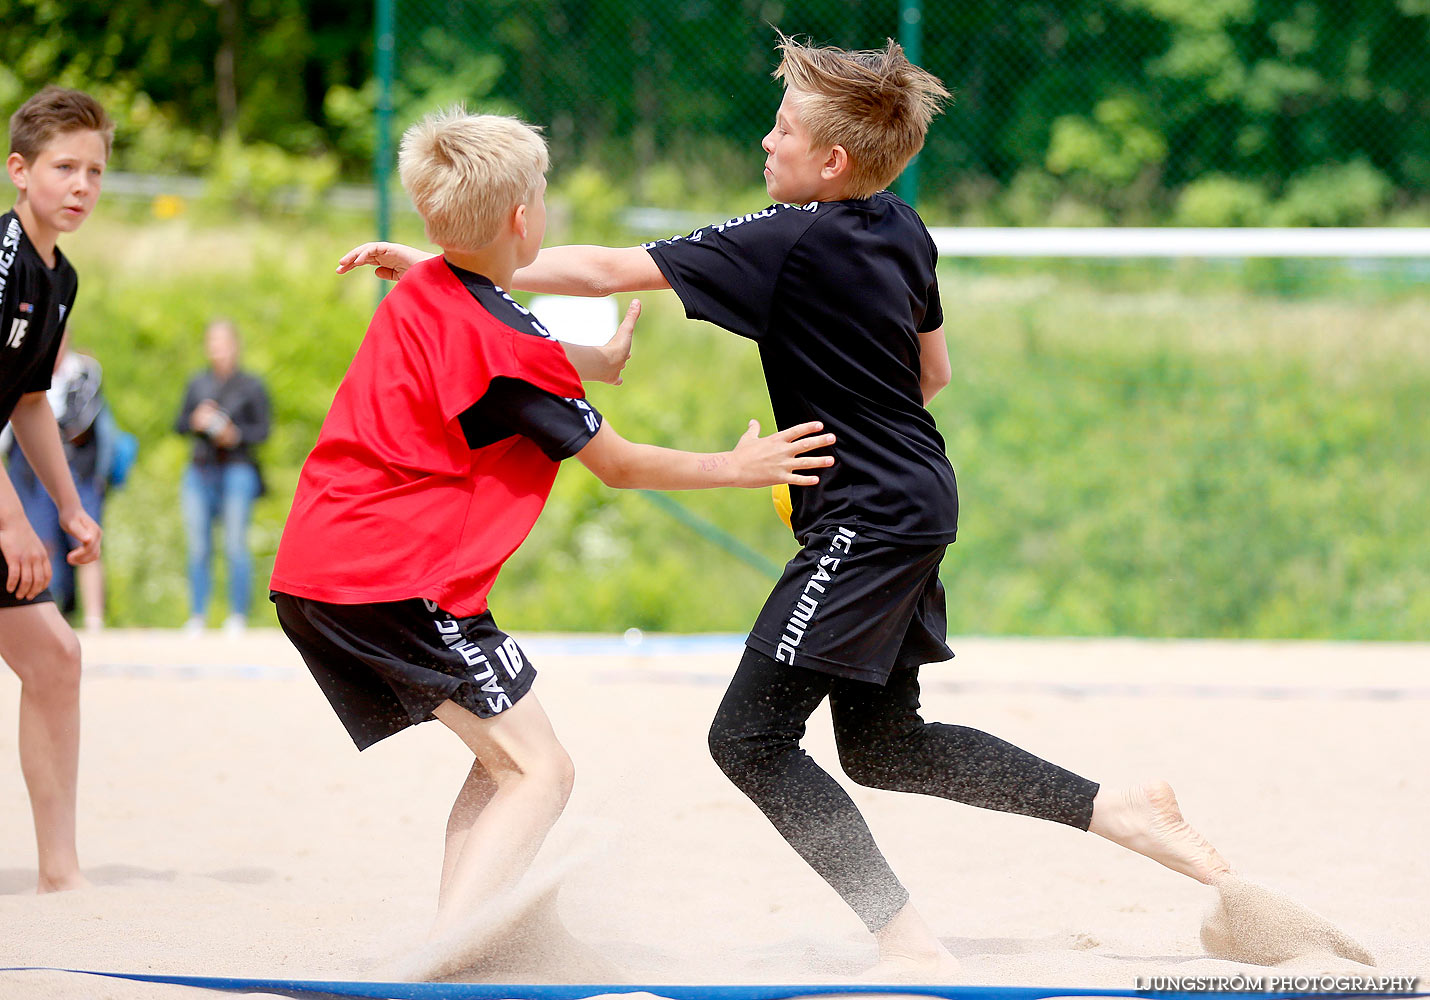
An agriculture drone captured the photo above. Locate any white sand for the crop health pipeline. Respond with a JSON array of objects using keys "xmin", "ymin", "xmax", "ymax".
[
  {"xmin": 1, "ymin": 631, "xmax": 1426, "ymax": 998},
  {"xmin": 1202, "ymin": 874, "xmax": 1376, "ymax": 968}
]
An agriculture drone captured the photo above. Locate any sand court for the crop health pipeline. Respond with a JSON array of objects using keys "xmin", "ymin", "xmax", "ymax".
[{"xmin": 1, "ymin": 631, "xmax": 1426, "ymax": 998}]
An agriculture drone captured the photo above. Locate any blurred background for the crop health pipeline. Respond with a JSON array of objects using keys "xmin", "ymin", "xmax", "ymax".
[{"xmin": 1, "ymin": 0, "xmax": 1426, "ymax": 637}]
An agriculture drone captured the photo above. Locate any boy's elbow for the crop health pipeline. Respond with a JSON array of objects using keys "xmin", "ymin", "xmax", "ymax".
[
  {"xmin": 581, "ymin": 453, "xmax": 634, "ymax": 490},
  {"xmin": 922, "ymin": 370, "xmax": 951, "ymax": 401}
]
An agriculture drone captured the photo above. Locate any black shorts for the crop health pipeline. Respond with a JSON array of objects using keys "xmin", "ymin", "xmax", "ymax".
[
  {"xmin": 0, "ymin": 553, "xmax": 54, "ymax": 608},
  {"xmin": 746, "ymin": 526, "xmax": 953, "ymax": 685},
  {"xmin": 273, "ymin": 593, "xmax": 538, "ymax": 750}
]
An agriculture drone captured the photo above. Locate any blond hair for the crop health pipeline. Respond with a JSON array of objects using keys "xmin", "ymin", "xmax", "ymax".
[
  {"xmin": 398, "ymin": 108, "xmax": 549, "ymax": 251},
  {"xmin": 774, "ymin": 35, "xmax": 949, "ymax": 198},
  {"xmin": 9, "ymin": 87, "xmax": 115, "ymax": 162}
]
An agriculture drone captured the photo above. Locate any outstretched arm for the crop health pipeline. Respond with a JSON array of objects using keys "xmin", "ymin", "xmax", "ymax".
[
  {"xmin": 335, "ymin": 242, "xmax": 436, "ymax": 280},
  {"xmin": 334, "ymin": 241, "xmax": 669, "ymax": 297},
  {"xmin": 512, "ymin": 246, "xmax": 669, "ymax": 296},
  {"xmin": 577, "ymin": 419, "xmax": 834, "ymax": 492}
]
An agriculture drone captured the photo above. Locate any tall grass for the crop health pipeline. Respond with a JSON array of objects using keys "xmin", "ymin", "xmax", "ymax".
[{"xmin": 51, "ymin": 206, "xmax": 1430, "ymax": 638}]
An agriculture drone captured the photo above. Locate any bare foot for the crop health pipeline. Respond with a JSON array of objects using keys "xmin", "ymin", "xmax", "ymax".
[
  {"xmin": 37, "ymin": 871, "xmax": 91, "ymax": 893},
  {"xmin": 865, "ymin": 903, "xmax": 962, "ymax": 983},
  {"xmin": 1089, "ymin": 780, "xmax": 1232, "ymax": 884}
]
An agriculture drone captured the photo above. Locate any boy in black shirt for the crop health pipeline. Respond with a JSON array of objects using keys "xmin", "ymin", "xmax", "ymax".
[
  {"xmin": 1, "ymin": 87, "xmax": 110, "ymax": 892},
  {"xmin": 338, "ymin": 38, "xmax": 1232, "ymax": 977}
]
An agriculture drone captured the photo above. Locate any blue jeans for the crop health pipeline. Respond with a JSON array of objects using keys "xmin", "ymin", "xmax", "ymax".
[{"xmin": 181, "ymin": 462, "xmax": 260, "ymax": 619}]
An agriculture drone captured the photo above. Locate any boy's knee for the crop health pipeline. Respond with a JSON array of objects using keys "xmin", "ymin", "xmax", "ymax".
[
  {"xmin": 494, "ymin": 740, "xmax": 575, "ymax": 807},
  {"xmin": 708, "ymin": 719, "xmax": 789, "ymax": 786},
  {"xmin": 547, "ymin": 746, "xmax": 576, "ymax": 806},
  {"xmin": 707, "ymin": 717, "xmax": 747, "ymax": 778},
  {"xmin": 17, "ymin": 625, "xmax": 82, "ymax": 694},
  {"xmin": 835, "ymin": 736, "xmax": 897, "ymax": 790}
]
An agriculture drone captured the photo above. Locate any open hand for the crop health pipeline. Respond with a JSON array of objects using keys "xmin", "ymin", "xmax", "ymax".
[
  {"xmin": 597, "ymin": 299, "xmax": 638, "ymax": 385},
  {"xmin": 562, "ymin": 299, "xmax": 639, "ymax": 385},
  {"xmin": 335, "ymin": 242, "xmax": 434, "ymax": 281},
  {"xmin": 729, "ymin": 420, "xmax": 835, "ymax": 488}
]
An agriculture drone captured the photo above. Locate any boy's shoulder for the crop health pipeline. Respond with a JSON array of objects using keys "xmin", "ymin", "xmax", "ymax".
[
  {"xmin": 1, "ymin": 211, "xmax": 21, "ymax": 280},
  {"xmin": 644, "ymin": 201, "xmax": 824, "ymax": 252},
  {"xmin": 386, "ymin": 256, "xmax": 549, "ymax": 339},
  {"xmin": 1, "ymin": 209, "xmax": 77, "ymax": 298},
  {"xmin": 651, "ymin": 192, "xmax": 928, "ymax": 249}
]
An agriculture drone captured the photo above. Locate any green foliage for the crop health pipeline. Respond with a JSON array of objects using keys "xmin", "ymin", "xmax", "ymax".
[
  {"xmin": 4, "ymin": 1, "xmax": 1429, "ymax": 220},
  {"xmin": 1046, "ymin": 96, "xmax": 1168, "ymax": 187},
  {"xmin": 932, "ymin": 261, "xmax": 1429, "ymax": 637},
  {"xmin": 43, "ymin": 212, "xmax": 1430, "ymax": 639},
  {"xmin": 1267, "ymin": 159, "xmax": 1394, "ymax": 226},
  {"xmin": 1174, "ymin": 174, "xmax": 1270, "ymax": 226},
  {"xmin": 202, "ymin": 136, "xmax": 341, "ymax": 214}
]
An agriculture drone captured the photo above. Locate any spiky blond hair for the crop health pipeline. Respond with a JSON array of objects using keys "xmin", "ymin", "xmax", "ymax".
[
  {"xmin": 774, "ymin": 35, "xmax": 949, "ymax": 198},
  {"xmin": 398, "ymin": 108, "xmax": 548, "ymax": 251}
]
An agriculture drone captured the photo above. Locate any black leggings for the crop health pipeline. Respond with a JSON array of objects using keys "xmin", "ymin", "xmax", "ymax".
[{"xmin": 707, "ymin": 647, "xmax": 1100, "ymax": 932}]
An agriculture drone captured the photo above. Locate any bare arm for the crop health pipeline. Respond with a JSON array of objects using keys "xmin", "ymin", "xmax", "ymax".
[
  {"xmin": 334, "ymin": 241, "xmax": 670, "ymax": 297},
  {"xmin": 919, "ymin": 326, "xmax": 951, "ymax": 405},
  {"xmin": 513, "ymin": 246, "xmax": 669, "ymax": 296},
  {"xmin": 335, "ymin": 242, "xmax": 437, "ymax": 280},
  {"xmin": 577, "ymin": 419, "xmax": 834, "ymax": 492},
  {"xmin": 562, "ymin": 300, "xmax": 638, "ymax": 385},
  {"xmin": 0, "ymin": 452, "xmax": 51, "ymax": 599},
  {"xmin": 6, "ymin": 394, "xmax": 101, "ymax": 584}
]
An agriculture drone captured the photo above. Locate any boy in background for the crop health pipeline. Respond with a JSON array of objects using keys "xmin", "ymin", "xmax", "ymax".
[
  {"xmin": 339, "ymin": 38, "xmax": 1231, "ymax": 978},
  {"xmin": 1, "ymin": 87, "xmax": 109, "ymax": 893},
  {"xmin": 273, "ymin": 108, "xmax": 833, "ymax": 975}
]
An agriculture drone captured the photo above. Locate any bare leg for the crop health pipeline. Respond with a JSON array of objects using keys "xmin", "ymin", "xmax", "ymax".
[
  {"xmin": 76, "ymin": 561, "xmax": 104, "ymax": 630},
  {"xmin": 0, "ymin": 603, "xmax": 89, "ymax": 892},
  {"xmin": 437, "ymin": 758, "xmax": 497, "ymax": 912},
  {"xmin": 429, "ymin": 696, "xmax": 573, "ymax": 927},
  {"xmin": 1088, "ymin": 780, "xmax": 1231, "ymax": 883}
]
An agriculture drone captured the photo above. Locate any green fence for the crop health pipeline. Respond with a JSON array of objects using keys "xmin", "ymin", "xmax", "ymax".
[{"xmin": 387, "ymin": 0, "xmax": 1430, "ymax": 225}]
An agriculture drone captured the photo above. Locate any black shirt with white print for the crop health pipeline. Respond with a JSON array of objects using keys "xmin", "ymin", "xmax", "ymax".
[
  {"xmin": 644, "ymin": 192, "xmax": 957, "ymax": 543},
  {"xmin": 447, "ymin": 261, "xmax": 602, "ymax": 460},
  {"xmin": 0, "ymin": 209, "xmax": 78, "ymax": 426}
]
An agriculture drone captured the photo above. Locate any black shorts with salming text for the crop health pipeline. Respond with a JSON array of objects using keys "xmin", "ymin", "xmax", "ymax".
[
  {"xmin": 745, "ymin": 527, "xmax": 953, "ymax": 685},
  {"xmin": 272, "ymin": 592, "xmax": 537, "ymax": 750}
]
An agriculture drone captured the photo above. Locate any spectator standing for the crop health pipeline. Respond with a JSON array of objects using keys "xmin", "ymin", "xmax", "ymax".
[{"xmin": 174, "ymin": 319, "xmax": 270, "ymax": 634}]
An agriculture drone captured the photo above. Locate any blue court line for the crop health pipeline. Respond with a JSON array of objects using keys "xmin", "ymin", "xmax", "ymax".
[{"xmin": 0, "ymin": 972, "xmax": 1424, "ymax": 1000}]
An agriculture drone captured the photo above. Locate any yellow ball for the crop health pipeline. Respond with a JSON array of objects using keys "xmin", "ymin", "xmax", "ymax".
[{"xmin": 771, "ymin": 483, "xmax": 793, "ymax": 531}]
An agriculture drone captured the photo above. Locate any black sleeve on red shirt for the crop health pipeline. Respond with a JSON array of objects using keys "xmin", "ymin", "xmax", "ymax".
[
  {"xmin": 458, "ymin": 376, "xmax": 602, "ymax": 460},
  {"xmin": 643, "ymin": 205, "xmax": 822, "ymax": 342}
]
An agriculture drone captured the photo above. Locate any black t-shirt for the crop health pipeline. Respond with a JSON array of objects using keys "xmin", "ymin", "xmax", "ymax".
[
  {"xmin": 175, "ymin": 369, "xmax": 272, "ymax": 467},
  {"xmin": 448, "ymin": 262, "xmax": 602, "ymax": 460},
  {"xmin": 645, "ymin": 192, "xmax": 957, "ymax": 543},
  {"xmin": 0, "ymin": 210, "xmax": 78, "ymax": 426}
]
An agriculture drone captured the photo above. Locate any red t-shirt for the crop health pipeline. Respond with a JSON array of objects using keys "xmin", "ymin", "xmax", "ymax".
[{"xmin": 270, "ymin": 256, "xmax": 585, "ymax": 616}]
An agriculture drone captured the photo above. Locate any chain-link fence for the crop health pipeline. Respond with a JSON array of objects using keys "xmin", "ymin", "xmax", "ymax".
[{"xmin": 388, "ymin": 0, "xmax": 1430, "ymax": 225}]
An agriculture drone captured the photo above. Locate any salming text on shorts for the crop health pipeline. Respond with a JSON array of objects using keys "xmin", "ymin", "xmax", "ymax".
[
  {"xmin": 0, "ymin": 552, "xmax": 54, "ymax": 608},
  {"xmin": 746, "ymin": 527, "xmax": 953, "ymax": 685},
  {"xmin": 272, "ymin": 592, "xmax": 537, "ymax": 750}
]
